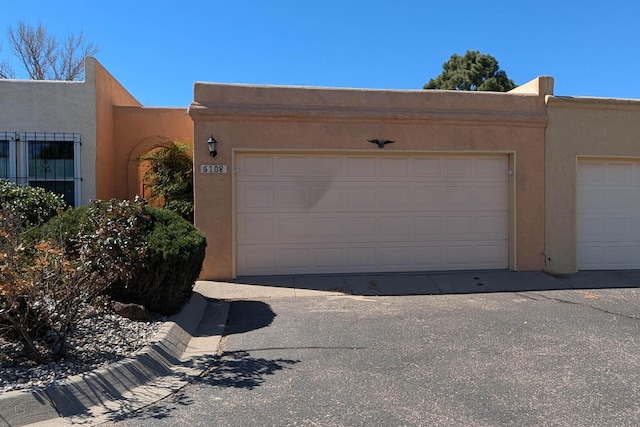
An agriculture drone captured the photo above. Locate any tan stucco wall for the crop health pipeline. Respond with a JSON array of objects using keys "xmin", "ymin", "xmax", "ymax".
[
  {"xmin": 112, "ymin": 106, "xmax": 193, "ymax": 200},
  {"xmin": 545, "ymin": 96, "xmax": 640, "ymax": 274},
  {"xmin": 190, "ymin": 79, "xmax": 552, "ymax": 279},
  {"xmin": 0, "ymin": 67, "xmax": 96, "ymax": 204},
  {"xmin": 0, "ymin": 57, "xmax": 191, "ymax": 205},
  {"xmin": 91, "ymin": 58, "xmax": 143, "ymax": 200}
]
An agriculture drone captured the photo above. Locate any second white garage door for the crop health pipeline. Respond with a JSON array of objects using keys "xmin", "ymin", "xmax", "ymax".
[
  {"xmin": 236, "ymin": 154, "xmax": 509, "ymax": 275},
  {"xmin": 578, "ymin": 160, "xmax": 640, "ymax": 269}
]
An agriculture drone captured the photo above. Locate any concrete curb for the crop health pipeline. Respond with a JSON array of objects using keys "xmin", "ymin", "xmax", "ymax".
[{"xmin": 0, "ymin": 291, "xmax": 229, "ymax": 427}]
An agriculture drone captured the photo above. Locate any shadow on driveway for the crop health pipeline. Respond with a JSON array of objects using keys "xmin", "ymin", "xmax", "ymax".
[{"xmin": 231, "ymin": 270, "xmax": 640, "ymax": 296}]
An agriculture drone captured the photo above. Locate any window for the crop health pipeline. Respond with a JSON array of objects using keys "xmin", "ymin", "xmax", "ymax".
[
  {"xmin": 0, "ymin": 132, "xmax": 81, "ymax": 206},
  {"xmin": 0, "ymin": 132, "xmax": 11, "ymax": 180}
]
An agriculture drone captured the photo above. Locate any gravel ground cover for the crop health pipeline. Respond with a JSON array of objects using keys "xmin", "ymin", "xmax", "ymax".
[{"xmin": 0, "ymin": 305, "xmax": 164, "ymax": 393}]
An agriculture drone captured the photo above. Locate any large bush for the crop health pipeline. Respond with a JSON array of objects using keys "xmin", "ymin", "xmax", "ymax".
[
  {"xmin": 0, "ymin": 179, "xmax": 66, "ymax": 227},
  {"xmin": 1, "ymin": 194, "xmax": 205, "ymax": 363},
  {"xmin": 39, "ymin": 200, "xmax": 206, "ymax": 316},
  {"xmin": 107, "ymin": 206, "xmax": 206, "ymax": 315},
  {"xmin": 0, "ymin": 199, "xmax": 147, "ymax": 362}
]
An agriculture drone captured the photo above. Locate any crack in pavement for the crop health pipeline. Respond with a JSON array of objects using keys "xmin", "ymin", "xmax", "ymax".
[
  {"xmin": 519, "ymin": 291, "xmax": 640, "ymax": 322},
  {"xmin": 223, "ymin": 347, "xmax": 368, "ymax": 353}
]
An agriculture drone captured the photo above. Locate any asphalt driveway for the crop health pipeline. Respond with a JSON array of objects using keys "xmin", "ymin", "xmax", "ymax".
[{"xmin": 107, "ymin": 273, "xmax": 640, "ymax": 427}]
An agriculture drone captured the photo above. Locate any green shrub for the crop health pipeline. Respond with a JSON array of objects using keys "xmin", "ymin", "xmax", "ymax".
[
  {"xmin": 24, "ymin": 204, "xmax": 90, "ymax": 249},
  {"xmin": 140, "ymin": 141, "xmax": 194, "ymax": 223},
  {"xmin": 107, "ymin": 206, "xmax": 206, "ymax": 315},
  {"xmin": 0, "ymin": 179, "xmax": 66, "ymax": 227},
  {"xmin": 35, "ymin": 200, "xmax": 206, "ymax": 316},
  {"xmin": 0, "ymin": 199, "xmax": 148, "ymax": 362}
]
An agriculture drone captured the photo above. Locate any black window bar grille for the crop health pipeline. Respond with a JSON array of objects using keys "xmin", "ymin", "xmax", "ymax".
[
  {"xmin": 22, "ymin": 132, "xmax": 81, "ymax": 207},
  {"xmin": 0, "ymin": 132, "xmax": 12, "ymax": 181}
]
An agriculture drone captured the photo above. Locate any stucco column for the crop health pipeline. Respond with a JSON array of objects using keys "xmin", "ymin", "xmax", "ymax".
[{"xmin": 192, "ymin": 123, "xmax": 235, "ymax": 279}]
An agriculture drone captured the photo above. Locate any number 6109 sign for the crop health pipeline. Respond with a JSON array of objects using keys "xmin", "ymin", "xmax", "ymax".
[{"xmin": 200, "ymin": 164, "xmax": 227, "ymax": 174}]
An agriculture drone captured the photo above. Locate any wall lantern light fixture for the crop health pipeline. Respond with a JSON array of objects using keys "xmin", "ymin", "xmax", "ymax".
[{"xmin": 207, "ymin": 135, "xmax": 218, "ymax": 157}]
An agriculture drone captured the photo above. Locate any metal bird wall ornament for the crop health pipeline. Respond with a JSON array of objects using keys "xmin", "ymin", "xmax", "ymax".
[{"xmin": 368, "ymin": 139, "xmax": 395, "ymax": 149}]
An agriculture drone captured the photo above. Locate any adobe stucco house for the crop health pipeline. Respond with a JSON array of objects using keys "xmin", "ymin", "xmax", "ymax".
[
  {"xmin": 189, "ymin": 77, "xmax": 553, "ymax": 279},
  {"xmin": 545, "ymin": 96, "xmax": 640, "ymax": 274},
  {"xmin": 0, "ymin": 57, "xmax": 191, "ymax": 206},
  {"xmin": 6, "ymin": 58, "xmax": 640, "ymax": 279}
]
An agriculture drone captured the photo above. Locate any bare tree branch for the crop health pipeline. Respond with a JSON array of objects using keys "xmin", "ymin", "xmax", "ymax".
[
  {"xmin": 0, "ymin": 60, "xmax": 14, "ymax": 79},
  {"xmin": 0, "ymin": 42, "xmax": 15, "ymax": 79},
  {"xmin": 6, "ymin": 21, "xmax": 98, "ymax": 81},
  {"xmin": 53, "ymin": 30, "xmax": 98, "ymax": 80}
]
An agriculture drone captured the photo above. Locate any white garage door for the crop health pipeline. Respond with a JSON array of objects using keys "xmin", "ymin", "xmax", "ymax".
[
  {"xmin": 236, "ymin": 154, "xmax": 509, "ymax": 275},
  {"xmin": 578, "ymin": 160, "xmax": 640, "ymax": 269}
]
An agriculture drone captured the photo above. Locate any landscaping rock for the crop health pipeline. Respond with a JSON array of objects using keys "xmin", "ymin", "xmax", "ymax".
[{"xmin": 112, "ymin": 302, "xmax": 153, "ymax": 321}]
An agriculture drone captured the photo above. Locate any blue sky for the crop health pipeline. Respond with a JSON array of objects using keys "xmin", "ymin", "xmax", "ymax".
[{"xmin": 1, "ymin": 1, "xmax": 638, "ymax": 106}]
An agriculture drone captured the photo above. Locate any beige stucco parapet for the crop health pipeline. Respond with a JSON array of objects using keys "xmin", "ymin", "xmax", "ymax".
[
  {"xmin": 190, "ymin": 78, "xmax": 551, "ymax": 279},
  {"xmin": 545, "ymin": 95, "xmax": 640, "ymax": 274},
  {"xmin": 508, "ymin": 76, "xmax": 554, "ymax": 96},
  {"xmin": 190, "ymin": 82, "xmax": 549, "ymax": 124}
]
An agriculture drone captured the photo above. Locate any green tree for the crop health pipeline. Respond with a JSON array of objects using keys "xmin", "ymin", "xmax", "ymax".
[
  {"xmin": 424, "ymin": 50, "xmax": 516, "ymax": 92},
  {"xmin": 140, "ymin": 141, "xmax": 194, "ymax": 223}
]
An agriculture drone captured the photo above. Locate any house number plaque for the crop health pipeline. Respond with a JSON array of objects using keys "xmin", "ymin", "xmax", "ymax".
[{"xmin": 200, "ymin": 164, "xmax": 227, "ymax": 174}]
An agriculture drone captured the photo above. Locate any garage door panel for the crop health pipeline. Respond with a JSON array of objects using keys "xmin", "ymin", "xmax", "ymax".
[
  {"xmin": 474, "ymin": 157, "xmax": 508, "ymax": 178},
  {"xmin": 377, "ymin": 216, "xmax": 412, "ymax": 238},
  {"xmin": 476, "ymin": 214, "xmax": 509, "ymax": 238},
  {"xmin": 580, "ymin": 217, "xmax": 640, "ymax": 242},
  {"xmin": 472, "ymin": 184, "xmax": 509, "ymax": 209},
  {"xmin": 237, "ymin": 215, "xmax": 277, "ymax": 243},
  {"xmin": 380, "ymin": 157, "xmax": 410, "ymax": 177},
  {"xmin": 237, "ymin": 154, "xmax": 509, "ymax": 275},
  {"xmin": 580, "ymin": 243, "xmax": 638, "ymax": 269},
  {"xmin": 378, "ymin": 186, "xmax": 411, "ymax": 208},
  {"xmin": 579, "ymin": 217, "xmax": 604, "ymax": 241},
  {"xmin": 275, "ymin": 156, "xmax": 308, "ymax": 176},
  {"xmin": 378, "ymin": 246, "xmax": 414, "ymax": 268},
  {"xmin": 277, "ymin": 248, "xmax": 310, "ymax": 269},
  {"xmin": 579, "ymin": 160, "xmax": 640, "ymax": 269},
  {"xmin": 240, "ymin": 247, "xmax": 277, "ymax": 273},
  {"xmin": 412, "ymin": 186, "xmax": 442, "ymax": 206},
  {"xmin": 412, "ymin": 246, "xmax": 443, "ymax": 269},
  {"xmin": 475, "ymin": 243, "xmax": 509, "ymax": 266},
  {"xmin": 606, "ymin": 163, "xmax": 633, "ymax": 181},
  {"xmin": 442, "ymin": 183, "xmax": 508, "ymax": 211},
  {"xmin": 604, "ymin": 188, "xmax": 634, "ymax": 212},
  {"xmin": 240, "ymin": 155, "xmax": 274, "ymax": 176},
  {"xmin": 345, "ymin": 216, "xmax": 377, "ymax": 240},
  {"xmin": 605, "ymin": 218, "xmax": 637, "ymax": 241},
  {"xmin": 312, "ymin": 248, "xmax": 344, "ymax": 268},
  {"xmin": 312, "ymin": 156, "xmax": 343, "ymax": 176},
  {"xmin": 412, "ymin": 215, "xmax": 442, "ymax": 237},
  {"xmin": 311, "ymin": 186, "xmax": 343, "ymax": 210},
  {"xmin": 344, "ymin": 186, "xmax": 377, "ymax": 210},
  {"xmin": 239, "ymin": 185, "xmax": 275, "ymax": 209},
  {"xmin": 444, "ymin": 158, "xmax": 472, "ymax": 178},
  {"xmin": 279, "ymin": 187, "xmax": 309, "ymax": 208},
  {"xmin": 444, "ymin": 186, "xmax": 473, "ymax": 207},
  {"xmin": 443, "ymin": 216, "xmax": 474, "ymax": 236},
  {"xmin": 441, "ymin": 244, "xmax": 477, "ymax": 267},
  {"xmin": 579, "ymin": 188, "xmax": 605, "ymax": 212},
  {"xmin": 279, "ymin": 217, "xmax": 311, "ymax": 240},
  {"xmin": 346, "ymin": 157, "xmax": 376, "ymax": 177},
  {"xmin": 346, "ymin": 247, "xmax": 377, "ymax": 269},
  {"xmin": 411, "ymin": 158, "xmax": 441, "ymax": 177}
]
